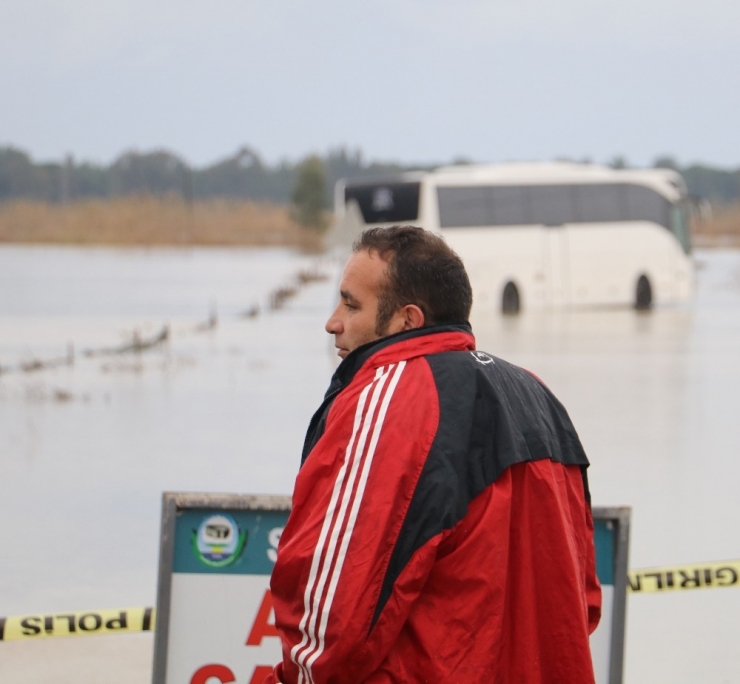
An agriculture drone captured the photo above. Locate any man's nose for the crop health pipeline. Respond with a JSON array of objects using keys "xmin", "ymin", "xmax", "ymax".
[{"xmin": 325, "ymin": 309, "xmax": 343, "ymax": 335}]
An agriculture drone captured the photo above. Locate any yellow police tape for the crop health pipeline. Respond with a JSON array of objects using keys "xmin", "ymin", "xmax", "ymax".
[
  {"xmin": 1, "ymin": 560, "xmax": 738, "ymax": 641},
  {"xmin": 0, "ymin": 607, "xmax": 154, "ymax": 641},
  {"xmin": 628, "ymin": 559, "xmax": 740, "ymax": 594}
]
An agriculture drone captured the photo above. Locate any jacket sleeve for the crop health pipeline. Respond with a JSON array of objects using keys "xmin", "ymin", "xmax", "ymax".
[{"xmin": 266, "ymin": 359, "xmax": 440, "ymax": 684}]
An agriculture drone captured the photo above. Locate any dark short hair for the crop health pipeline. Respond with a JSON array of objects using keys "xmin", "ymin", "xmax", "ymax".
[{"xmin": 353, "ymin": 225, "xmax": 473, "ymax": 333}]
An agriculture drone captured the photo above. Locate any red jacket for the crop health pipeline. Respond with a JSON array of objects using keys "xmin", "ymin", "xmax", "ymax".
[{"xmin": 265, "ymin": 325, "xmax": 601, "ymax": 684}]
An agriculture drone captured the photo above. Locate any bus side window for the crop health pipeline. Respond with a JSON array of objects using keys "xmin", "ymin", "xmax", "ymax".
[
  {"xmin": 577, "ymin": 184, "xmax": 623, "ymax": 223},
  {"xmin": 491, "ymin": 186, "xmax": 529, "ymax": 226},
  {"xmin": 530, "ymin": 185, "xmax": 576, "ymax": 226},
  {"xmin": 437, "ymin": 186, "xmax": 491, "ymax": 228},
  {"xmin": 624, "ymin": 184, "xmax": 671, "ymax": 230}
]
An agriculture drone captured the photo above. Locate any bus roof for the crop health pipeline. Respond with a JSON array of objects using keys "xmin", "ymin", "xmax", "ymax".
[
  {"xmin": 339, "ymin": 162, "xmax": 686, "ymax": 201},
  {"xmin": 427, "ymin": 162, "xmax": 686, "ymax": 195}
]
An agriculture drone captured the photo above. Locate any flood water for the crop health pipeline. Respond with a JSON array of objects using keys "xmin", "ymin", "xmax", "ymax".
[{"xmin": 1, "ymin": 244, "xmax": 739, "ymax": 683}]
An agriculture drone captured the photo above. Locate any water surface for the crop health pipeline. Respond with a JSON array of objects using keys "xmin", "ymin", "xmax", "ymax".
[{"xmin": 1, "ymin": 245, "xmax": 738, "ymax": 683}]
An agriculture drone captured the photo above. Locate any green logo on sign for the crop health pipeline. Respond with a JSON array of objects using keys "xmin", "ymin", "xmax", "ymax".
[{"xmin": 191, "ymin": 513, "xmax": 248, "ymax": 568}]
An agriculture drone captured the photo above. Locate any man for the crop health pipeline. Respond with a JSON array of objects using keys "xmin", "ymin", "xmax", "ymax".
[{"xmin": 264, "ymin": 226, "xmax": 601, "ymax": 684}]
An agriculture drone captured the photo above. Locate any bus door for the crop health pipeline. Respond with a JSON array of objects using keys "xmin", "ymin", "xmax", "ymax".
[
  {"xmin": 542, "ymin": 224, "xmax": 570, "ymax": 307},
  {"xmin": 530, "ymin": 186, "xmax": 572, "ymax": 307}
]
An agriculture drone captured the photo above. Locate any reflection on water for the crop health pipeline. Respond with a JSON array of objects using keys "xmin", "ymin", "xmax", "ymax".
[{"xmin": 2, "ymin": 245, "xmax": 739, "ymax": 683}]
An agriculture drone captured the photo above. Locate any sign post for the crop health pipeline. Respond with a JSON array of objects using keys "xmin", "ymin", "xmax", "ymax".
[{"xmin": 590, "ymin": 506, "xmax": 631, "ymax": 684}]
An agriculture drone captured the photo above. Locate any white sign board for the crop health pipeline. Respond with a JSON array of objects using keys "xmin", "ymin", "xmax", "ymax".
[{"xmin": 153, "ymin": 494, "xmax": 291, "ymax": 684}]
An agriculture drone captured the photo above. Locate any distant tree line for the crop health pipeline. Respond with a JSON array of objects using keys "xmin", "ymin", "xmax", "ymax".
[
  {"xmin": 0, "ymin": 146, "xmax": 414, "ymax": 207},
  {"xmin": 0, "ymin": 145, "xmax": 738, "ymax": 206}
]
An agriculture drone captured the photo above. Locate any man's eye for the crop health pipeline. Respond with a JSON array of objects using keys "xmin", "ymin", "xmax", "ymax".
[{"xmin": 344, "ymin": 302, "xmax": 358, "ymax": 311}]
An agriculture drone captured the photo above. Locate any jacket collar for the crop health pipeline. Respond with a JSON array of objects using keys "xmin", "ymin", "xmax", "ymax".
[{"xmin": 324, "ymin": 323, "xmax": 475, "ymax": 398}]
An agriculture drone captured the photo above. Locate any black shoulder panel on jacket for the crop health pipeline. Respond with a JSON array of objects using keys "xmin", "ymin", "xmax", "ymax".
[{"xmin": 370, "ymin": 350, "xmax": 590, "ymax": 632}]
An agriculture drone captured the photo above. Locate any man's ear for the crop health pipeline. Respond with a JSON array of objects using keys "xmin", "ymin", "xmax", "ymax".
[{"xmin": 401, "ymin": 304, "xmax": 425, "ymax": 330}]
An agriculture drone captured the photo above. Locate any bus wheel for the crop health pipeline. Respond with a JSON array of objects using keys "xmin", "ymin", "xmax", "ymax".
[
  {"xmin": 502, "ymin": 282, "xmax": 521, "ymax": 315},
  {"xmin": 635, "ymin": 275, "xmax": 652, "ymax": 310}
]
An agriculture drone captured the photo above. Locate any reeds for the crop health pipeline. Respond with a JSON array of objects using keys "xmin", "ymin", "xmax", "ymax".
[
  {"xmin": 0, "ymin": 195, "xmax": 323, "ymax": 248},
  {"xmin": 2, "ymin": 195, "xmax": 738, "ymax": 249},
  {"xmin": 692, "ymin": 203, "xmax": 740, "ymax": 247}
]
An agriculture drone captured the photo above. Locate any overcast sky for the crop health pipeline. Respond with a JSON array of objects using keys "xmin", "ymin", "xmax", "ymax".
[{"xmin": 2, "ymin": 0, "xmax": 739, "ymax": 168}]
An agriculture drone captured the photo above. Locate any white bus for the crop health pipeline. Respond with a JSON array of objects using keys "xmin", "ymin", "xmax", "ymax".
[{"xmin": 333, "ymin": 162, "xmax": 694, "ymax": 314}]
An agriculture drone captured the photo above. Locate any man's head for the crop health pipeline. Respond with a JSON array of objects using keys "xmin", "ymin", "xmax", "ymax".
[{"xmin": 325, "ymin": 225, "xmax": 472, "ymax": 359}]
